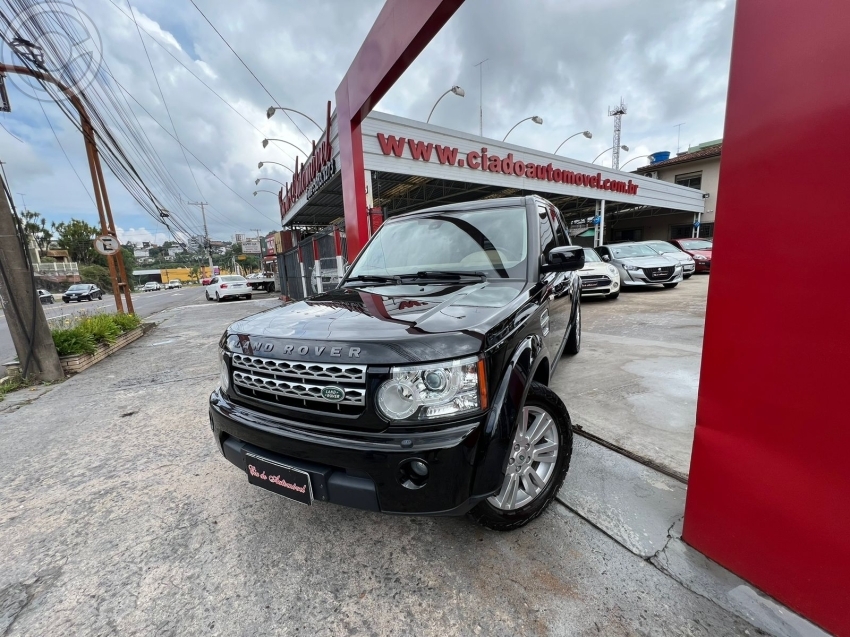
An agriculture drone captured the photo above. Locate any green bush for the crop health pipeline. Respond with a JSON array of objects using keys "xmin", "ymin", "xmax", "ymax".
[
  {"xmin": 111, "ymin": 312, "xmax": 142, "ymax": 332},
  {"xmin": 52, "ymin": 326, "xmax": 97, "ymax": 356},
  {"xmin": 51, "ymin": 313, "xmax": 142, "ymax": 356}
]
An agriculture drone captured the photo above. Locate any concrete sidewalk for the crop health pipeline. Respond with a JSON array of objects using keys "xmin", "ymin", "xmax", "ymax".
[{"xmin": 0, "ymin": 296, "xmax": 824, "ymax": 636}]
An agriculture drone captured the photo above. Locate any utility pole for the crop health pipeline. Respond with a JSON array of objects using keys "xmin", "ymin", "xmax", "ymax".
[
  {"xmin": 188, "ymin": 201, "xmax": 213, "ymax": 273},
  {"xmin": 0, "ymin": 171, "xmax": 63, "ymax": 381},
  {"xmin": 674, "ymin": 123, "xmax": 685, "ymax": 154},
  {"xmin": 609, "ymin": 98, "xmax": 627, "ymax": 171},
  {"xmin": 474, "ymin": 58, "xmax": 488, "ymax": 137}
]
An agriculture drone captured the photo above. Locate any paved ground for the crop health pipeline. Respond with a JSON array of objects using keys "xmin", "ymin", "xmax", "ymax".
[
  {"xmin": 550, "ymin": 275, "xmax": 708, "ymax": 478},
  {"xmin": 0, "ymin": 292, "xmax": 758, "ymax": 637},
  {"xmin": 0, "ymin": 286, "xmax": 272, "ymax": 376}
]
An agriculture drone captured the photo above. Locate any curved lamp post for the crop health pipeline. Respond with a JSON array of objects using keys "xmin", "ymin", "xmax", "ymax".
[
  {"xmin": 502, "ymin": 115, "xmax": 543, "ymax": 141},
  {"xmin": 255, "ymin": 177, "xmax": 286, "ymax": 186},
  {"xmin": 257, "ymin": 161, "xmax": 293, "ymax": 173},
  {"xmin": 592, "ymin": 145, "xmax": 629, "ymax": 164},
  {"xmin": 553, "ymin": 131, "xmax": 592, "ymax": 155},
  {"xmin": 253, "ymin": 190, "xmax": 278, "ymax": 197},
  {"xmin": 426, "ymin": 85, "xmax": 465, "ymax": 123},
  {"xmin": 266, "ymin": 106, "xmax": 323, "ymax": 132},
  {"xmin": 619, "ymin": 155, "xmax": 650, "ymax": 170},
  {"xmin": 262, "ymin": 138, "xmax": 308, "ymax": 156}
]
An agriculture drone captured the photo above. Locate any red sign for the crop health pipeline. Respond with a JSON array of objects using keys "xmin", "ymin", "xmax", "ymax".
[
  {"xmin": 280, "ymin": 101, "xmax": 337, "ymax": 217},
  {"xmin": 376, "ymin": 133, "xmax": 640, "ymax": 196}
]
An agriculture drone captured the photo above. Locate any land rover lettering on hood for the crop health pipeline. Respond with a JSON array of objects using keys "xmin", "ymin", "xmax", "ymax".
[{"xmin": 209, "ymin": 196, "xmax": 584, "ymax": 530}]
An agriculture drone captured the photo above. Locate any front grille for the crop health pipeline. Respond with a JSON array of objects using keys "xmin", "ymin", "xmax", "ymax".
[
  {"xmin": 580, "ymin": 274, "xmax": 611, "ymax": 288},
  {"xmin": 231, "ymin": 354, "xmax": 367, "ymax": 414},
  {"xmin": 643, "ymin": 266, "xmax": 675, "ymax": 280}
]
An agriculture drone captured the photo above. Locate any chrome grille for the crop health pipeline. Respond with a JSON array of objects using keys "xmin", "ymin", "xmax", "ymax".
[{"xmin": 230, "ymin": 354, "xmax": 367, "ymax": 410}]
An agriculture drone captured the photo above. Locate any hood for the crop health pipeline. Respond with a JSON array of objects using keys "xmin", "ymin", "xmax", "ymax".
[
  {"xmin": 224, "ymin": 280, "xmax": 526, "ymax": 364},
  {"xmin": 580, "ymin": 262, "xmax": 615, "ymax": 275},
  {"xmin": 614, "ymin": 255, "xmax": 680, "ymax": 268},
  {"xmin": 657, "ymin": 251, "xmax": 693, "ymax": 264},
  {"xmin": 685, "ymin": 248, "xmax": 712, "ymax": 258}
]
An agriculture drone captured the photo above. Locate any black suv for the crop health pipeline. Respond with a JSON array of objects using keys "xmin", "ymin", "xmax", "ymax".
[{"xmin": 209, "ymin": 196, "xmax": 584, "ymax": 530}]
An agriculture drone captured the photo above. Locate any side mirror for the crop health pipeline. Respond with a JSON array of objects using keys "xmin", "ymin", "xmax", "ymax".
[
  {"xmin": 601, "ymin": 255, "xmax": 611, "ymax": 262},
  {"xmin": 541, "ymin": 245, "xmax": 584, "ymax": 273}
]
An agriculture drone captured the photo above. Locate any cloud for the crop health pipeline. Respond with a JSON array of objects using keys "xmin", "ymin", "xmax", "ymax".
[{"xmin": 1, "ymin": 0, "xmax": 733, "ymax": 242}]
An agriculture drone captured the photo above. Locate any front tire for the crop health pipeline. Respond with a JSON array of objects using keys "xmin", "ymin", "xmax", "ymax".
[
  {"xmin": 663, "ymin": 282, "xmax": 679, "ymax": 289},
  {"xmin": 469, "ymin": 382, "xmax": 573, "ymax": 531},
  {"xmin": 563, "ymin": 300, "xmax": 581, "ymax": 355},
  {"xmin": 205, "ymin": 291, "xmax": 211, "ymax": 301}
]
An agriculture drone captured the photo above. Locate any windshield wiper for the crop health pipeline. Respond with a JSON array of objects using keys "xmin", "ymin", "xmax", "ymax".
[
  {"xmin": 399, "ymin": 271, "xmax": 487, "ymax": 282},
  {"xmin": 343, "ymin": 274, "xmax": 400, "ymax": 285}
]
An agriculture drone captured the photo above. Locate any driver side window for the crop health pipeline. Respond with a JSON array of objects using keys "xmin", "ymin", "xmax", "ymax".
[{"xmin": 538, "ymin": 208, "xmax": 556, "ymax": 256}]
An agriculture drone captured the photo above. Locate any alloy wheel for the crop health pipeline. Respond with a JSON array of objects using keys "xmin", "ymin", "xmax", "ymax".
[{"xmin": 488, "ymin": 405, "xmax": 559, "ymax": 511}]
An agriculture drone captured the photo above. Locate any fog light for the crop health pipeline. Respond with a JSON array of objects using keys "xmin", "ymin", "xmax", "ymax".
[
  {"xmin": 398, "ymin": 458, "xmax": 429, "ymax": 489},
  {"xmin": 613, "ymin": 282, "xmax": 619, "ymax": 289}
]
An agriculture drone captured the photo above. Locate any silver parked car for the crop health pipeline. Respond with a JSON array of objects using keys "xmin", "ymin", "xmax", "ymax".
[
  {"xmin": 596, "ymin": 242, "xmax": 683, "ymax": 289},
  {"xmin": 640, "ymin": 241, "xmax": 696, "ymax": 279}
]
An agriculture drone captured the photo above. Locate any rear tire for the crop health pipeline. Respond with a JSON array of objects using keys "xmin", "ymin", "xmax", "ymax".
[
  {"xmin": 215, "ymin": 292, "xmax": 221, "ymax": 302},
  {"xmin": 469, "ymin": 382, "xmax": 573, "ymax": 531},
  {"xmin": 246, "ymin": 295, "xmax": 252, "ymax": 300},
  {"xmin": 606, "ymin": 291, "xmax": 619, "ymax": 300},
  {"xmin": 663, "ymin": 282, "xmax": 679, "ymax": 289},
  {"xmin": 563, "ymin": 300, "xmax": 581, "ymax": 356}
]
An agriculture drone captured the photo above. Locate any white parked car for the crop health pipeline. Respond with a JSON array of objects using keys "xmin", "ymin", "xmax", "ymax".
[
  {"xmin": 143, "ymin": 281, "xmax": 161, "ymax": 292},
  {"xmin": 205, "ymin": 275, "xmax": 252, "ymax": 302},
  {"xmin": 167, "ymin": 280, "xmax": 182, "ymax": 289},
  {"xmin": 579, "ymin": 248, "xmax": 621, "ymax": 299}
]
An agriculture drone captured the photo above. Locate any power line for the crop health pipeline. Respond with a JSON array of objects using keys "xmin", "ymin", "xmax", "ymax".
[{"xmin": 186, "ymin": 0, "xmax": 311, "ymax": 144}]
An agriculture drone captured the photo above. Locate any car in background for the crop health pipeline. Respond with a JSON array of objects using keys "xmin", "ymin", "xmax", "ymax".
[
  {"xmin": 596, "ymin": 242, "xmax": 683, "ymax": 289},
  {"xmin": 37, "ymin": 289, "xmax": 54, "ymax": 304},
  {"xmin": 143, "ymin": 282, "xmax": 161, "ymax": 292},
  {"xmin": 201, "ymin": 277, "xmax": 212, "ymax": 286},
  {"xmin": 669, "ymin": 238, "xmax": 712, "ymax": 272},
  {"xmin": 640, "ymin": 241, "xmax": 696, "ymax": 279},
  {"xmin": 579, "ymin": 248, "xmax": 621, "ymax": 299},
  {"xmin": 205, "ymin": 275, "xmax": 251, "ymax": 302},
  {"xmin": 167, "ymin": 280, "xmax": 182, "ymax": 289},
  {"xmin": 62, "ymin": 283, "xmax": 103, "ymax": 303}
]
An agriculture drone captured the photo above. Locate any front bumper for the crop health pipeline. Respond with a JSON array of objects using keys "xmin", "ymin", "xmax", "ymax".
[
  {"xmin": 579, "ymin": 274, "xmax": 619, "ymax": 296},
  {"xmin": 694, "ymin": 260, "xmax": 711, "ymax": 272},
  {"xmin": 209, "ymin": 390, "xmax": 492, "ymax": 515}
]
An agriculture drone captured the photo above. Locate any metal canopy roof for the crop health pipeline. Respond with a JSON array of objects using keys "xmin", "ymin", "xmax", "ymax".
[{"xmin": 284, "ymin": 169, "xmax": 695, "ymax": 231}]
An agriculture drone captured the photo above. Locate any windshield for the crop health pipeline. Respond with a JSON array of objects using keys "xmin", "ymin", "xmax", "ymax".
[
  {"xmin": 679, "ymin": 240, "xmax": 712, "ymax": 250},
  {"xmin": 647, "ymin": 242, "xmax": 679, "ymax": 254},
  {"xmin": 68, "ymin": 285, "xmax": 89, "ymax": 291},
  {"xmin": 348, "ymin": 206, "xmax": 528, "ymax": 280},
  {"xmin": 582, "ymin": 248, "xmax": 602, "ymax": 262},
  {"xmin": 221, "ymin": 275, "xmax": 246, "ymax": 282},
  {"xmin": 610, "ymin": 244, "xmax": 659, "ymax": 258}
]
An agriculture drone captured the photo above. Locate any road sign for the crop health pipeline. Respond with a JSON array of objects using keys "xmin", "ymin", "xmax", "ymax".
[
  {"xmin": 592, "ymin": 216, "xmax": 601, "ymax": 225},
  {"xmin": 93, "ymin": 235, "xmax": 121, "ymax": 256},
  {"xmin": 694, "ymin": 221, "xmax": 701, "ymax": 228},
  {"xmin": 237, "ymin": 255, "xmax": 247, "ymax": 261}
]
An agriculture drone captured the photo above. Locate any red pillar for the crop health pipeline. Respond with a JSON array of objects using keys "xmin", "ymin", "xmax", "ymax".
[
  {"xmin": 334, "ymin": 0, "xmax": 465, "ymax": 260},
  {"xmin": 683, "ymin": 1, "xmax": 850, "ymax": 634}
]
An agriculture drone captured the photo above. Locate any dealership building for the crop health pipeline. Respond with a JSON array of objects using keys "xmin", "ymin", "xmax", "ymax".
[{"xmin": 273, "ymin": 108, "xmax": 706, "ymax": 299}]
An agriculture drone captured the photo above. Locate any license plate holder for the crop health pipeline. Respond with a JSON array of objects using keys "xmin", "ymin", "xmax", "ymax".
[
  {"xmin": 245, "ymin": 454, "xmax": 313, "ymax": 505},
  {"xmin": 582, "ymin": 281, "xmax": 598, "ymax": 288}
]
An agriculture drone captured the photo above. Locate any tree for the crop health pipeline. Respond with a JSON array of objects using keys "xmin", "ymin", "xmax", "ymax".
[
  {"xmin": 20, "ymin": 210, "xmax": 53, "ymax": 251},
  {"xmin": 189, "ymin": 265, "xmax": 200, "ymax": 283},
  {"xmin": 52, "ymin": 219, "xmax": 101, "ymax": 264},
  {"xmin": 121, "ymin": 247, "xmax": 137, "ymax": 274}
]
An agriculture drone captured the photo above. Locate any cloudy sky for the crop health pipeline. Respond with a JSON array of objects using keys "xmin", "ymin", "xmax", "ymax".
[{"xmin": 0, "ymin": 0, "xmax": 734, "ymax": 246}]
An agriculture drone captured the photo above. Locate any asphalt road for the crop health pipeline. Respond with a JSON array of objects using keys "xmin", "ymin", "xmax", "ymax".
[{"xmin": 0, "ymin": 286, "xmax": 256, "ymax": 375}]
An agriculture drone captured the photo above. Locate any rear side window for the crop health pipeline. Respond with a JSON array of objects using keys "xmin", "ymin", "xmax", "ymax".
[{"xmin": 548, "ymin": 205, "xmax": 570, "ymax": 246}]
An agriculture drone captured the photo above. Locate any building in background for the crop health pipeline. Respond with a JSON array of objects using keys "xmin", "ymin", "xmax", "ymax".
[{"xmin": 634, "ymin": 140, "xmax": 721, "ymax": 241}]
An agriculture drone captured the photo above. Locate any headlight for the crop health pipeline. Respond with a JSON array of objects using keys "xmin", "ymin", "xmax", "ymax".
[
  {"xmin": 219, "ymin": 349, "xmax": 230, "ymax": 392},
  {"xmin": 607, "ymin": 265, "xmax": 617, "ymax": 274},
  {"xmin": 623, "ymin": 264, "xmax": 641, "ymax": 271},
  {"xmin": 376, "ymin": 356, "xmax": 486, "ymax": 421},
  {"xmin": 693, "ymin": 254, "xmax": 707, "ymax": 260}
]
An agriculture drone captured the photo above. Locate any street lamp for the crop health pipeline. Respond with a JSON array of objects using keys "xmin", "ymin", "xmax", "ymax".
[
  {"xmin": 258, "ymin": 161, "xmax": 293, "ymax": 173},
  {"xmin": 266, "ymin": 106, "xmax": 323, "ymax": 132},
  {"xmin": 255, "ymin": 177, "xmax": 286, "ymax": 186},
  {"xmin": 253, "ymin": 190, "xmax": 278, "ymax": 197},
  {"xmin": 502, "ymin": 115, "xmax": 543, "ymax": 141},
  {"xmin": 426, "ymin": 85, "xmax": 465, "ymax": 123},
  {"xmin": 553, "ymin": 131, "xmax": 592, "ymax": 155},
  {"xmin": 592, "ymin": 145, "xmax": 629, "ymax": 164},
  {"xmin": 619, "ymin": 155, "xmax": 650, "ymax": 170},
  {"xmin": 262, "ymin": 138, "xmax": 308, "ymax": 156}
]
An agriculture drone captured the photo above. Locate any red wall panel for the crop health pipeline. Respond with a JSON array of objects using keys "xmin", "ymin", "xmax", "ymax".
[{"xmin": 683, "ymin": 1, "xmax": 850, "ymax": 634}]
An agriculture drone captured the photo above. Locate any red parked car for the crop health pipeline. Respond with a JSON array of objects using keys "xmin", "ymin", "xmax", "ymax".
[{"xmin": 669, "ymin": 238, "xmax": 712, "ymax": 272}]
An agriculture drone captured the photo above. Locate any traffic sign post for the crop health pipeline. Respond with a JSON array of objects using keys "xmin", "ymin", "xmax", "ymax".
[{"xmin": 93, "ymin": 235, "xmax": 121, "ymax": 256}]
